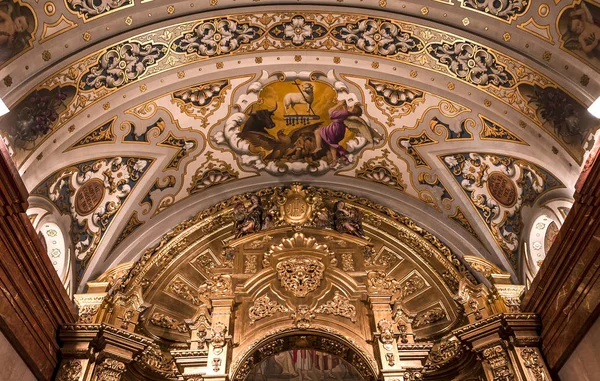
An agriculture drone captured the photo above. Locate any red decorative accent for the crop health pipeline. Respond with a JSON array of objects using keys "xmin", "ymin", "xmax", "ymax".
[
  {"xmin": 523, "ymin": 144, "xmax": 600, "ymax": 372},
  {"xmin": 0, "ymin": 139, "xmax": 76, "ymax": 380}
]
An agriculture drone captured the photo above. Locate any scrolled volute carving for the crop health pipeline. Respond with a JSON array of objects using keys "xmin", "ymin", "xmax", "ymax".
[
  {"xmin": 56, "ymin": 359, "xmax": 83, "ymax": 381},
  {"xmin": 248, "ymin": 295, "xmax": 289, "ymax": 325},
  {"xmin": 95, "ymin": 358, "xmax": 126, "ymax": 381},
  {"xmin": 314, "ymin": 291, "xmax": 357, "ymax": 322},
  {"xmin": 481, "ymin": 345, "xmax": 515, "ymax": 381}
]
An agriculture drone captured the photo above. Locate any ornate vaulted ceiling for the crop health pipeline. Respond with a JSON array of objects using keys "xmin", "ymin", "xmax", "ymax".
[{"xmin": 1, "ymin": 0, "xmax": 597, "ymax": 291}]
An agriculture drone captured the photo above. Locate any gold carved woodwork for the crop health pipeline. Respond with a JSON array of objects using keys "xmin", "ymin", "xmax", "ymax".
[
  {"xmin": 290, "ymin": 305, "xmax": 315, "ymax": 329},
  {"xmin": 56, "ymin": 360, "xmax": 83, "ymax": 381},
  {"xmin": 95, "ymin": 358, "xmax": 126, "ymax": 381},
  {"xmin": 377, "ymin": 319, "xmax": 397, "ymax": 347},
  {"xmin": 276, "ymin": 183, "xmax": 314, "ymax": 225},
  {"xmin": 313, "ymin": 291, "xmax": 357, "ymax": 322},
  {"xmin": 482, "ymin": 345, "xmax": 515, "ymax": 381},
  {"xmin": 248, "ymin": 295, "xmax": 289, "ymax": 325},
  {"xmin": 59, "ymin": 184, "xmax": 544, "ymax": 380},
  {"xmin": 275, "ymin": 257, "xmax": 325, "ymax": 297},
  {"xmin": 264, "ymin": 232, "xmax": 336, "ymax": 268},
  {"xmin": 520, "ymin": 348, "xmax": 545, "ymax": 381}
]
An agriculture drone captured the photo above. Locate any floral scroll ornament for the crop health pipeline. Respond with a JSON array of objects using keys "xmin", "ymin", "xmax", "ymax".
[
  {"xmin": 333, "ymin": 18, "xmax": 423, "ymax": 55},
  {"xmin": 413, "ymin": 307, "xmax": 447, "ymax": 328},
  {"xmin": 521, "ymin": 348, "xmax": 545, "ymax": 381},
  {"xmin": 427, "ymin": 41, "xmax": 515, "ymax": 88},
  {"xmin": 248, "ymin": 295, "xmax": 289, "ymax": 325},
  {"xmin": 172, "ymin": 19, "xmax": 263, "ymax": 56},
  {"xmin": 81, "ymin": 42, "xmax": 167, "ymax": 90},
  {"xmin": 314, "ymin": 291, "xmax": 357, "ymax": 322},
  {"xmin": 56, "ymin": 359, "xmax": 82, "ymax": 381},
  {"xmin": 268, "ymin": 16, "xmax": 328, "ymax": 46},
  {"xmin": 461, "ymin": 0, "xmax": 529, "ymax": 22},
  {"xmin": 66, "ymin": 0, "xmax": 132, "ymax": 20}
]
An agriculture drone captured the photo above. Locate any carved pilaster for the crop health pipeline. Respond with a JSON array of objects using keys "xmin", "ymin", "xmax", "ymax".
[
  {"xmin": 455, "ymin": 279, "xmax": 492, "ymax": 323},
  {"xmin": 58, "ymin": 325, "xmax": 102, "ymax": 381},
  {"xmin": 481, "ymin": 344, "xmax": 514, "ymax": 381},
  {"xmin": 93, "ymin": 358, "xmax": 126, "ymax": 381},
  {"xmin": 369, "ymin": 295, "xmax": 399, "ymax": 377},
  {"xmin": 454, "ymin": 314, "xmax": 552, "ymax": 381},
  {"xmin": 55, "ymin": 359, "xmax": 84, "ymax": 381},
  {"xmin": 206, "ymin": 299, "xmax": 233, "ymax": 379}
]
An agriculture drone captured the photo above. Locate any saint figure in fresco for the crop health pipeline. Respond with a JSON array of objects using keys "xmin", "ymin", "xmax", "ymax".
[
  {"xmin": 313, "ymin": 100, "xmax": 381, "ymax": 167},
  {"xmin": 568, "ymin": 2, "xmax": 600, "ymax": 55},
  {"xmin": 0, "ymin": 0, "xmax": 33, "ymax": 63},
  {"xmin": 313, "ymin": 100, "xmax": 362, "ymax": 167}
]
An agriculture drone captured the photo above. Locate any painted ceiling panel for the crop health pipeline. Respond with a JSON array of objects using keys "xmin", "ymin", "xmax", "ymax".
[{"xmin": 0, "ymin": 2, "xmax": 593, "ymax": 289}]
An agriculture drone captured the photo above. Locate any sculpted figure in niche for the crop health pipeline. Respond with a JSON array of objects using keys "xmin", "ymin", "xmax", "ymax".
[
  {"xmin": 233, "ymin": 195, "xmax": 263, "ymax": 238},
  {"xmin": 333, "ymin": 201, "xmax": 364, "ymax": 237},
  {"xmin": 569, "ymin": 2, "xmax": 600, "ymax": 55},
  {"xmin": 313, "ymin": 206, "xmax": 332, "ymax": 229},
  {"xmin": 0, "ymin": 0, "xmax": 34, "ymax": 63}
]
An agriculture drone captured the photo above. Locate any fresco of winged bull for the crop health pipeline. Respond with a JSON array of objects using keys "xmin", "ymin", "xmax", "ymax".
[{"xmin": 215, "ymin": 71, "xmax": 385, "ymax": 175}]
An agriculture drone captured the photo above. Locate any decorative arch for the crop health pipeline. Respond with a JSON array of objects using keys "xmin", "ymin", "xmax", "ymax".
[{"xmin": 230, "ymin": 330, "xmax": 378, "ymax": 381}]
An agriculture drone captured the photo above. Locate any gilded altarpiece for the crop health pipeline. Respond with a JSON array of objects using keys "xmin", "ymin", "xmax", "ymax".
[{"xmin": 56, "ymin": 184, "xmax": 554, "ymax": 381}]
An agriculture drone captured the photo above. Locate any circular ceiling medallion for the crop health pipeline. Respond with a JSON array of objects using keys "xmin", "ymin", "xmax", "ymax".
[
  {"xmin": 486, "ymin": 172, "xmax": 517, "ymax": 207},
  {"xmin": 75, "ymin": 179, "xmax": 105, "ymax": 215}
]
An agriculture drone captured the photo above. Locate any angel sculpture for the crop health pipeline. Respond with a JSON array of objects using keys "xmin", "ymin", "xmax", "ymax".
[
  {"xmin": 233, "ymin": 195, "xmax": 263, "ymax": 238},
  {"xmin": 333, "ymin": 201, "xmax": 364, "ymax": 237},
  {"xmin": 313, "ymin": 100, "xmax": 382, "ymax": 167}
]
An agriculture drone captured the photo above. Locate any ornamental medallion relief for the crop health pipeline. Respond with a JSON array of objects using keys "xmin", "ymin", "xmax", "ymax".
[
  {"xmin": 276, "ymin": 257, "xmax": 325, "ymax": 297},
  {"xmin": 486, "ymin": 172, "xmax": 517, "ymax": 207},
  {"xmin": 75, "ymin": 179, "xmax": 105, "ymax": 215},
  {"xmin": 277, "ymin": 184, "xmax": 314, "ymax": 225}
]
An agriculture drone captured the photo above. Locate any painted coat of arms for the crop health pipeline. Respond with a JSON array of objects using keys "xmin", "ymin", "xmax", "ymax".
[{"xmin": 213, "ymin": 71, "xmax": 384, "ymax": 174}]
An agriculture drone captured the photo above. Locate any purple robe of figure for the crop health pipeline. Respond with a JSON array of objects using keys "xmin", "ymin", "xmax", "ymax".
[{"xmin": 319, "ymin": 109, "xmax": 350, "ymax": 156}]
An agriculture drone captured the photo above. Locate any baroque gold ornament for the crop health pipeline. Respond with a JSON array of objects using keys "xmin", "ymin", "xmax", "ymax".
[{"xmin": 276, "ymin": 257, "xmax": 325, "ymax": 297}]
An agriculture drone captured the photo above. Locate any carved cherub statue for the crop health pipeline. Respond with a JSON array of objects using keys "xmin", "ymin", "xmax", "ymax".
[
  {"xmin": 333, "ymin": 201, "xmax": 364, "ymax": 237},
  {"xmin": 233, "ymin": 195, "xmax": 263, "ymax": 238}
]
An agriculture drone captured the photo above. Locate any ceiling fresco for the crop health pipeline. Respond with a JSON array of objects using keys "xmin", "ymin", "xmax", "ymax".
[{"xmin": 0, "ymin": 1, "xmax": 595, "ymax": 291}]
